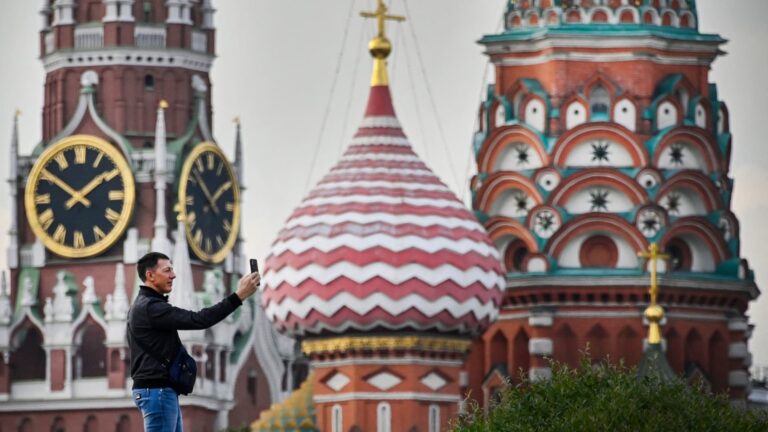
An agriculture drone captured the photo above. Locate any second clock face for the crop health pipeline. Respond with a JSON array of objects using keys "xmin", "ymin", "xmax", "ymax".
[
  {"xmin": 178, "ymin": 142, "xmax": 240, "ymax": 263},
  {"xmin": 24, "ymin": 135, "xmax": 135, "ymax": 258}
]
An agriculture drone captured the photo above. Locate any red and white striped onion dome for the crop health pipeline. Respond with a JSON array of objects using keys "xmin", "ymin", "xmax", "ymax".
[{"xmin": 261, "ymin": 82, "xmax": 504, "ymax": 338}]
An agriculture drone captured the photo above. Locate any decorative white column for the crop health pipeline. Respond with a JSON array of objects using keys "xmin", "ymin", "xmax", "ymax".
[
  {"xmin": 53, "ymin": 0, "xmax": 76, "ymax": 26},
  {"xmin": 151, "ymin": 100, "xmax": 172, "ymax": 255},
  {"xmin": 201, "ymin": 0, "xmax": 215, "ymax": 29},
  {"xmin": 166, "ymin": 0, "xmax": 191, "ymax": 25},
  {"xmin": 7, "ymin": 112, "xmax": 19, "ymax": 269},
  {"xmin": 40, "ymin": 0, "xmax": 53, "ymax": 30},
  {"xmin": 0, "ymin": 272, "xmax": 11, "ymax": 325}
]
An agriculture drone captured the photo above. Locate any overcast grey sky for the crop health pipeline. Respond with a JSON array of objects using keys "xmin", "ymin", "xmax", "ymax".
[{"xmin": 0, "ymin": 1, "xmax": 766, "ymax": 366}]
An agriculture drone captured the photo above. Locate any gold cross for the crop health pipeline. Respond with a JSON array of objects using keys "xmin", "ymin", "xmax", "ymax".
[
  {"xmin": 638, "ymin": 243, "xmax": 669, "ymax": 306},
  {"xmin": 361, "ymin": 0, "xmax": 405, "ymax": 39}
]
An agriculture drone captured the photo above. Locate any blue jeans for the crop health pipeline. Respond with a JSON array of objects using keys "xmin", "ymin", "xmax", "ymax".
[{"xmin": 132, "ymin": 387, "xmax": 183, "ymax": 432}]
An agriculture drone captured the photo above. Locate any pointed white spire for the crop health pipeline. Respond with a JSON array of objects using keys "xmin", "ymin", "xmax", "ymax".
[
  {"xmin": 107, "ymin": 263, "xmax": 130, "ymax": 321},
  {"xmin": 169, "ymin": 218, "xmax": 197, "ymax": 311},
  {"xmin": 7, "ymin": 111, "xmax": 19, "ymax": 269},
  {"xmin": 234, "ymin": 117, "xmax": 244, "ymax": 186},
  {"xmin": 0, "ymin": 271, "xmax": 11, "ymax": 325},
  {"xmin": 151, "ymin": 100, "xmax": 173, "ymax": 256},
  {"xmin": 21, "ymin": 276, "xmax": 36, "ymax": 307},
  {"xmin": 82, "ymin": 276, "xmax": 98, "ymax": 305},
  {"xmin": 52, "ymin": 271, "xmax": 74, "ymax": 322}
]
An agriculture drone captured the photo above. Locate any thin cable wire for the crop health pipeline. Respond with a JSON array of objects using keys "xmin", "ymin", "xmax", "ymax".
[
  {"xmin": 337, "ymin": 18, "xmax": 367, "ymax": 157},
  {"xmin": 460, "ymin": 10, "xmax": 506, "ymax": 204},
  {"xmin": 402, "ymin": 0, "xmax": 462, "ymax": 193},
  {"xmin": 399, "ymin": 20, "xmax": 428, "ymax": 162},
  {"xmin": 303, "ymin": 0, "xmax": 356, "ymax": 193}
]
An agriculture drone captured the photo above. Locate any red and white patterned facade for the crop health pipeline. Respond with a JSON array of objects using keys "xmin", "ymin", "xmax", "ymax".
[{"xmin": 262, "ymin": 85, "xmax": 504, "ymax": 338}]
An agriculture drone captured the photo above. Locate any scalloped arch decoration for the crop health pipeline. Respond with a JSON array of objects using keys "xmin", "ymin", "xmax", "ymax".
[
  {"xmin": 478, "ymin": 125, "xmax": 549, "ymax": 173},
  {"xmin": 476, "ymin": 172, "xmax": 544, "ymax": 213},
  {"xmin": 654, "ymin": 128, "xmax": 719, "ymax": 173},
  {"xmin": 486, "ymin": 217, "xmax": 540, "ymax": 253},
  {"xmin": 552, "ymin": 123, "xmax": 647, "ymax": 168},
  {"xmin": 546, "ymin": 213, "xmax": 648, "ymax": 261},
  {"xmin": 661, "ymin": 217, "xmax": 729, "ymax": 264},
  {"xmin": 549, "ymin": 169, "xmax": 647, "ymax": 208}
]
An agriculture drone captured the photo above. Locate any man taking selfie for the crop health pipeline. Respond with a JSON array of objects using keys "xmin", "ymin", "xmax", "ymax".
[{"xmin": 128, "ymin": 252, "xmax": 260, "ymax": 431}]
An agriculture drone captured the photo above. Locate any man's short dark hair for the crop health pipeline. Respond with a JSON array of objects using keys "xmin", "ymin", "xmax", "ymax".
[{"xmin": 137, "ymin": 252, "xmax": 170, "ymax": 282}]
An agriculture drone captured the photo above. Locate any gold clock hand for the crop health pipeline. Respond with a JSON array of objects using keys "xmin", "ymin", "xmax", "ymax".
[
  {"xmin": 210, "ymin": 181, "xmax": 232, "ymax": 205},
  {"xmin": 192, "ymin": 169, "xmax": 220, "ymax": 215},
  {"xmin": 65, "ymin": 170, "xmax": 112, "ymax": 209},
  {"xmin": 41, "ymin": 169, "xmax": 91, "ymax": 207}
]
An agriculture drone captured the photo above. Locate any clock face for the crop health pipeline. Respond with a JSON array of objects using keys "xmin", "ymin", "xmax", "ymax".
[
  {"xmin": 178, "ymin": 142, "xmax": 240, "ymax": 264},
  {"xmin": 24, "ymin": 135, "xmax": 135, "ymax": 258}
]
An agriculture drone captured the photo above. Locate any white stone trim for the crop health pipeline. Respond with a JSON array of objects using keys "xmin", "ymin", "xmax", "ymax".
[
  {"xmin": 529, "ymin": 338, "xmax": 553, "ymax": 356},
  {"xmin": 728, "ymin": 370, "xmax": 748, "ymax": 388},
  {"xmin": 728, "ymin": 319, "xmax": 749, "ymax": 332},
  {"xmin": 504, "ymin": 275, "xmax": 758, "ymax": 298},
  {"xmin": 314, "ymin": 391, "xmax": 461, "ymax": 404},
  {"xmin": 485, "ymin": 36, "xmax": 720, "ymax": 55},
  {"xmin": 529, "ymin": 367, "xmax": 551, "ymax": 382},
  {"xmin": 42, "ymin": 48, "xmax": 214, "ymax": 74},
  {"xmin": 359, "ymin": 116, "xmax": 402, "ymax": 129},
  {"xmin": 728, "ymin": 342, "xmax": 748, "ymax": 360},
  {"xmin": 313, "ymin": 357, "xmax": 463, "ymax": 368},
  {"xmin": 528, "ymin": 314, "xmax": 553, "ymax": 327}
]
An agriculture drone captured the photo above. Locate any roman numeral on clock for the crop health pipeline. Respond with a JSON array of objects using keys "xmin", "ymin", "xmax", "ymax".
[{"xmin": 105, "ymin": 208, "xmax": 120, "ymax": 225}]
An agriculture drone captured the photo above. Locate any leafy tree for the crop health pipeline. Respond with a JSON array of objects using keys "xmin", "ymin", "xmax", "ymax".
[{"xmin": 453, "ymin": 358, "xmax": 767, "ymax": 432}]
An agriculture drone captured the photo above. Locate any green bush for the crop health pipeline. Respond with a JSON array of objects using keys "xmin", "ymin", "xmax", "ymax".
[{"xmin": 453, "ymin": 358, "xmax": 768, "ymax": 432}]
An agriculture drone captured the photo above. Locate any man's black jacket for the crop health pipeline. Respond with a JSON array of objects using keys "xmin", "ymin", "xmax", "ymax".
[{"xmin": 128, "ymin": 286, "xmax": 243, "ymax": 389}]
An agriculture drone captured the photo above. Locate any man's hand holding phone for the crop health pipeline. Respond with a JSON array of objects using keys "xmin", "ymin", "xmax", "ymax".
[{"xmin": 236, "ymin": 259, "xmax": 261, "ymax": 301}]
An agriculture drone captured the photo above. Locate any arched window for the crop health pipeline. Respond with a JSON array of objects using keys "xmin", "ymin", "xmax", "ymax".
[
  {"xmin": 10, "ymin": 326, "xmax": 46, "ymax": 381},
  {"xmin": 84, "ymin": 415, "xmax": 99, "ymax": 432},
  {"xmin": 377, "ymin": 402, "xmax": 391, "ymax": 432},
  {"xmin": 51, "ymin": 416, "xmax": 65, "ymax": 432},
  {"xmin": 76, "ymin": 324, "xmax": 107, "ymax": 378},
  {"xmin": 144, "ymin": 74, "xmax": 155, "ymax": 91},
  {"xmin": 512, "ymin": 329, "xmax": 530, "ymax": 379},
  {"xmin": 116, "ymin": 415, "xmax": 131, "ymax": 432},
  {"xmin": 428, "ymin": 405, "xmax": 440, "ymax": 432},
  {"xmin": 19, "ymin": 418, "xmax": 34, "ymax": 432},
  {"xmin": 589, "ymin": 84, "xmax": 610, "ymax": 115},
  {"xmin": 667, "ymin": 238, "xmax": 692, "ymax": 271},
  {"xmin": 490, "ymin": 330, "xmax": 509, "ymax": 368},
  {"xmin": 504, "ymin": 240, "xmax": 529, "ymax": 272},
  {"xmin": 332, "ymin": 404, "xmax": 343, "ymax": 432}
]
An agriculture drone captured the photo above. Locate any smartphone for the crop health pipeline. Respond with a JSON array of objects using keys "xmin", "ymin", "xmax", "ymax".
[{"xmin": 249, "ymin": 258, "xmax": 259, "ymax": 273}]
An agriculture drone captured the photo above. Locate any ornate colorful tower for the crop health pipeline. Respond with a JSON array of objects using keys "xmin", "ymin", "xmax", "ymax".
[
  {"xmin": 259, "ymin": 2, "xmax": 505, "ymax": 431},
  {"xmin": 470, "ymin": 0, "xmax": 759, "ymax": 403},
  {"xmin": 0, "ymin": 1, "xmax": 291, "ymax": 430}
]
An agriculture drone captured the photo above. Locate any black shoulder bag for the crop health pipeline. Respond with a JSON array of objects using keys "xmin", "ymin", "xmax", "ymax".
[{"xmin": 128, "ymin": 324, "xmax": 198, "ymax": 395}]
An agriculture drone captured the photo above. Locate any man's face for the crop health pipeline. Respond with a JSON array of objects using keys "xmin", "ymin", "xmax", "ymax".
[{"xmin": 146, "ymin": 259, "xmax": 176, "ymax": 294}]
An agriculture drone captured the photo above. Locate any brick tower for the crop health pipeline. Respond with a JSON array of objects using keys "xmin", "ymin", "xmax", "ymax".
[
  {"xmin": 0, "ymin": 1, "xmax": 291, "ymax": 430},
  {"xmin": 468, "ymin": 0, "xmax": 759, "ymax": 404}
]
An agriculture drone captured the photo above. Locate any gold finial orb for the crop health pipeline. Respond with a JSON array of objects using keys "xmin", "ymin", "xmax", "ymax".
[
  {"xmin": 644, "ymin": 304, "xmax": 664, "ymax": 323},
  {"xmin": 14, "ymin": 109, "xmax": 22, "ymax": 119},
  {"xmin": 159, "ymin": 99, "xmax": 169, "ymax": 109},
  {"xmin": 369, "ymin": 36, "xmax": 392, "ymax": 59}
]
